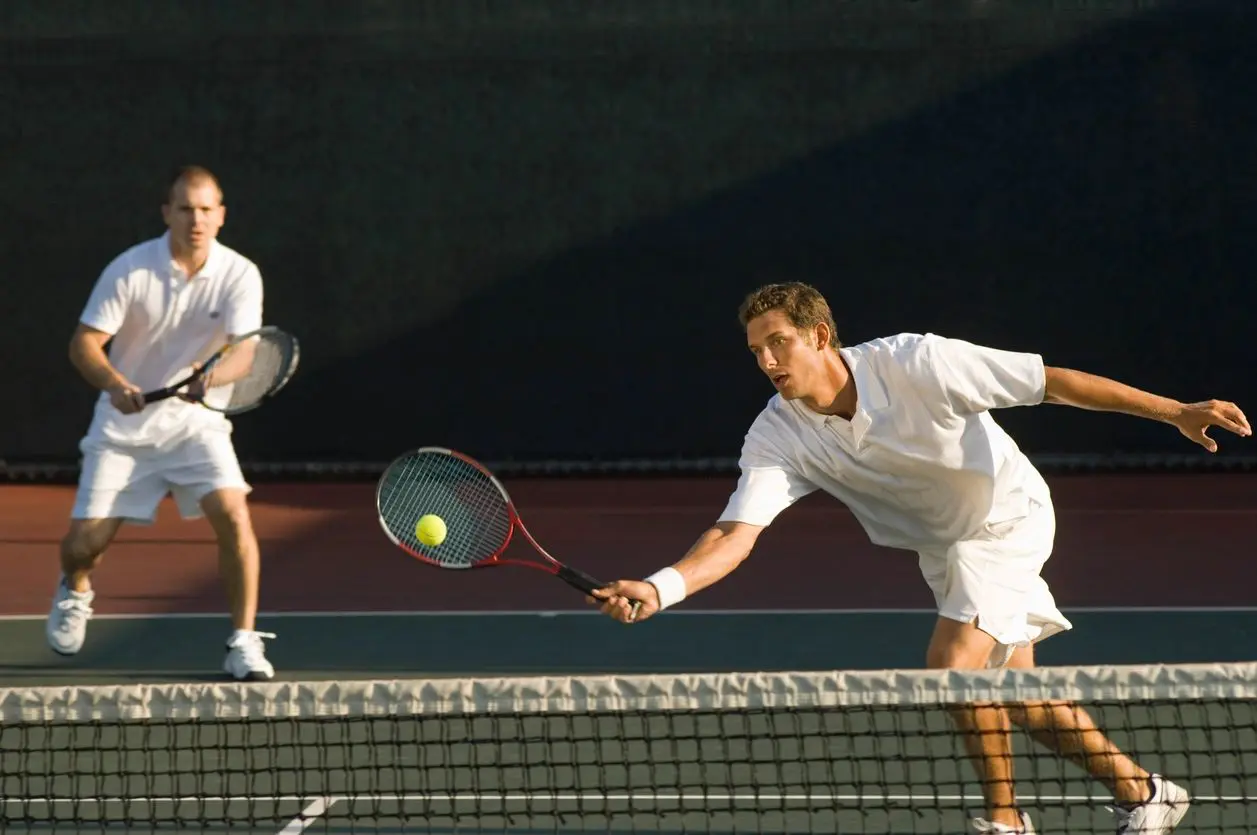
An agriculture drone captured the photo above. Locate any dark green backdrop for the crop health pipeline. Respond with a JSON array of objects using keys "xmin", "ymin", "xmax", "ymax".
[{"xmin": 3, "ymin": 1, "xmax": 1253, "ymax": 473}]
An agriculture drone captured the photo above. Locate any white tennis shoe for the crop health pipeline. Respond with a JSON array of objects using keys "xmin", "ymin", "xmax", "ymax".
[
  {"xmin": 1111, "ymin": 774, "xmax": 1190, "ymax": 834},
  {"xmin": 47, "ymin": 577, "xmax": 94, "ymax": 656},
  {"xmin": 224, "ymin": 629, "xmax": 277, "ymax": 681},
  {"xmin": 972, "ymin": 811, "xmax": 1036, "ymax": 833}
]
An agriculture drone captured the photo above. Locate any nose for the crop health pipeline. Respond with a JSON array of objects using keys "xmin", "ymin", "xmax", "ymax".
[{"xmin": 757, "ymin": 349, "xmax": 777, "ymax": 372}]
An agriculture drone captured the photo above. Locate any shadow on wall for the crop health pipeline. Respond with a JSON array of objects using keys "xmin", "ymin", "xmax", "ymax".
[{"xmin": 253, "ymin": 0, "xmax": 1256, "ymax": 466}]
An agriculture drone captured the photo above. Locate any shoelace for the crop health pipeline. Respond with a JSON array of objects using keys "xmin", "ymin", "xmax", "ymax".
[
  {"xmin": 54, "ymin": 596, "xmax": 93, "ymax": 630},
  {"xmin": 232, "ymin": 631, "xmax": 277, "ymax": 667}
]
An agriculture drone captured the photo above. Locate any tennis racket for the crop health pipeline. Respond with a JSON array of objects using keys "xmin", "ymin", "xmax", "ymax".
[
  {"xmin": 141, "ymin": 326, "xmax": 300, "ymax": 415},
  {"xmin": 376, "ymin": 447, "xmax": 642, "ymax": 616}
]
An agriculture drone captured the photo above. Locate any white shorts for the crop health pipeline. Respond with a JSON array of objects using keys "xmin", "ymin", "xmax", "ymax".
[
  {"xmin": 72, "ymin": 431, "xmax": 251, "ymax": 524},
  {"xmin": 918, "ymin": 495, "xmax": 1072, "ymax": 651}
]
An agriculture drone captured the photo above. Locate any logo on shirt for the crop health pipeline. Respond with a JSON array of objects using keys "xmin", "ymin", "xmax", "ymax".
[{"xmin": 209, "ymin": 311, "xmax": 220, "ymax": 319}]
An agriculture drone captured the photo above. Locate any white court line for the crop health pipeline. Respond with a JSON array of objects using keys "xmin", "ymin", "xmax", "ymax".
[
  {"xmin": 1, "ymin": 605, "xmax": 1256, "ymax": 622},
  {"xmin": 275, "ymin": 795, "xmax": 346, "ymax": 834}
]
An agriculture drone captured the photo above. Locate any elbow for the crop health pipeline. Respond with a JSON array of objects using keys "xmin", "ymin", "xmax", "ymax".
[
  {"xmin": 712, "ymin": 521, "xmax": 762, "ymax": 568},
  {"xmin": 67, "ymin": 334, "xmax": 85, "ymax": 368}
]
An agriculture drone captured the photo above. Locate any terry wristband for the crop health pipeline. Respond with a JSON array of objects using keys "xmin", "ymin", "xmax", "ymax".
[{"xmin": 644, "ymin": 566, "xmax": 687, "ymax": 611}]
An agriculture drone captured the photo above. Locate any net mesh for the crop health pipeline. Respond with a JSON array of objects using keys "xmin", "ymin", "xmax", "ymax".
[{"xmin": 1, "ymin": 662, "xmax": 1254, "ymax": 834}]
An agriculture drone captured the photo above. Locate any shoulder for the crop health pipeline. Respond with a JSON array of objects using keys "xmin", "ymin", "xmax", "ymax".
[
  {"xmin": 844, "ymin": 332, "xmax": 946, "ymax": 376},
  {"xmin": 743, "ymin": 394, "xmax": 808, "ymax": 448},
  {"xmin": 104, "ymin": 235, "xmax": 165, "ymax": 275},
  {"xmin": 213, "ymin": 240, "xmax": 263, "ymax": 281}
]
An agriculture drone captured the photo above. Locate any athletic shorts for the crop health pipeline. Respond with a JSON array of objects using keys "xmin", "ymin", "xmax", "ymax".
[
  {"xmin": 917, "ymin": 494, "xmax": 1072, "ymax": 651},
  {"xmin": 71, "ymin": 431, "xmax": 251, "ymax": 524}
]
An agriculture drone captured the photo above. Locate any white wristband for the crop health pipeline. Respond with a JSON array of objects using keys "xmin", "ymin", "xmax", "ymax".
[{"xmin": 644, "ymin": 566, "xmax": 687, "ymax": 611}]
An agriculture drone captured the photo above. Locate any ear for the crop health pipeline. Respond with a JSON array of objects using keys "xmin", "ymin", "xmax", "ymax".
[{"xmin": 814, "ymin": 321, "xmax": 830, "ymax": 350}]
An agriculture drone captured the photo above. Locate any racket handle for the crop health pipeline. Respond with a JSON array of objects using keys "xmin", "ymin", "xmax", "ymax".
[
  {"xmin": 556, "ymin": 564, "xmax": 605, "ymax": 596},
  {"xmin": 557, "ymin": 564, "xmax": 646, "ymax": 620}
]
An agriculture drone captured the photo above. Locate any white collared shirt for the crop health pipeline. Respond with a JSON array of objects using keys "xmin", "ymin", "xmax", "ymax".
[
  {"xmin": 717, "ymin": 332, "xmax": 1051, "ymax": 550},
  {"xmin": 78, "ymin": 231, "xmax": 264, "ymax": 448}
]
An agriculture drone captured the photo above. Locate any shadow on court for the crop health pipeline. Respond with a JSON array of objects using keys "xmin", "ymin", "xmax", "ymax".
[{"xmin": 0, "ymin": 610, "xmax": 1253, "ymax": 688}]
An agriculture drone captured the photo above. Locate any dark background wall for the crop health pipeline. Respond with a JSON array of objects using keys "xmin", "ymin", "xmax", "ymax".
[{"xmin": 3, "ymin": 1, "xmax": 1254, "ymax": 476}]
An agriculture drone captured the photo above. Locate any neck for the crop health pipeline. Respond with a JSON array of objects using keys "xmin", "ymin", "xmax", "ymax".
[
  {"xmin": 801, "ymin": 350, "xmax": 857, "ymax": 420},
  {"xmin": 169, "ymin": 238, "xmax": 211, "ymax": 277}
]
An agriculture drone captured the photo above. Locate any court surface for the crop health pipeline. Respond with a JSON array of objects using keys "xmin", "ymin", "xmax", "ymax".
[{"xmin": 1, "ymin": 475, "xmax": 1255, "ymax": 833}]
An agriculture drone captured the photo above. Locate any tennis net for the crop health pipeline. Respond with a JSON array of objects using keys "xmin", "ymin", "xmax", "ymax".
[{"xmin": 1, "ymin": 663, "xmax": 1254, "ymax": 834}]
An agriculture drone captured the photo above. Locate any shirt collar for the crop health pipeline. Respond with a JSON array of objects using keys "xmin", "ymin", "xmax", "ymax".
[
  {"xmin": 788, "ymin": 343, "xmax": 891, "ymax": 428},
  {"xmin": 162, "ymin": 230, "xmax": 222, "ymax": 281}
]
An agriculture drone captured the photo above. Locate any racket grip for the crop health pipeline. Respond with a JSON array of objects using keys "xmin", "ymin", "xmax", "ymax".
[
  {"xmin": 557, "ymin": 565, "xmax": 646, "ymax": 619},
  {"xmin": 556, "ymin": 564, "xmax": 605, "ymax": 596}
]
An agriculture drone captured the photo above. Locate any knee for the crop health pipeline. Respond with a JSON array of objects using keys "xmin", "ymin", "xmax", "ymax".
[{"xmin": 201, "ymin": 490, "xmax": 255, "ymax": 545}]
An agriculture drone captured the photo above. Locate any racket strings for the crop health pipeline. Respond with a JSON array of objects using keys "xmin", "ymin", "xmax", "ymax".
[
  {"xmin": 210, "ymin": 334, "xmax": 295, "ymax": 411},
  {"xmin": 378, "ymin": 451, "xmax": 513, "ymax": 568}
]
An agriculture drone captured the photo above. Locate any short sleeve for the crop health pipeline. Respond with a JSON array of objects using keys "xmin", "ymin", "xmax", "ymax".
[
  {"xmin": 79, "ymin": 259, "xmax": 131, "ymax": 335},
  {"xmin": 716, "ymin": 420, "xmax": 816, "ymax": 527},
  {"xmin": 924, "ymin": 334, "xmax": 1046, "ymax": 414},
  {"xmin": 223, "ymin": 263, "xmax": 264, "ymax": 336}
]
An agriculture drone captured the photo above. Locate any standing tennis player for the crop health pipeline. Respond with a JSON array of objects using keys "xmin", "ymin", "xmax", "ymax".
[
  {"xmin": 591, "ymin": 282, "xmax": 1249, "ymax": 834},
  {"xmin": 46, "ymin": 165, "xmax": 277, "ymax": 682}
]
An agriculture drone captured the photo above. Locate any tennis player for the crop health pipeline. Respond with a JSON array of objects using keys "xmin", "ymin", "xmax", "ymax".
[
  {"xmin": 45, "ymin": 165, "xmax": 277, "ymax": 682},
  {"xmin": 591, "ymin": 282, "xmax": 1249, "ymax": 834}
]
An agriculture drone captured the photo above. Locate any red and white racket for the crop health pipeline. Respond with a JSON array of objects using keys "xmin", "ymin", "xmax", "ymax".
[{"xmin": 375, "ymin": 446, "xmax": 642, "ymax": 615}]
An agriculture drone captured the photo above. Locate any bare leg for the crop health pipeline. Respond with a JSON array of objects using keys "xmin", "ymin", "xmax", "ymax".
[
  {"xmin": 199, "ymin": 488, "xmax": 260, "ymax": 631},
  {"xmin": 1002, "ymin": 644, "xmax": 1153, "ymax": 805},
  {"xmin": 61, "ymin": 518, "xmax": 125, "ymax": 591},
  {"xmin": 926, "ymin": 616, "xmax": 1023, "ymax": 830}
]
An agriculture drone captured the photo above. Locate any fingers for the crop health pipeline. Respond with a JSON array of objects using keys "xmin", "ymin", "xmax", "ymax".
[
  {"xmin": 111, "ymin": 388, "xmax": 146, "ymax": 414},
  {"xmin": 1180, "ymin": 400, "xmax": 1252, "ymax": 452},
  {"xmin": 1214, "ymin": 401, "xmax": 1252, "ymax": 437},
  {"xmin": 587, "ymin": 581, "xmax": 652, "ymax": 624}
]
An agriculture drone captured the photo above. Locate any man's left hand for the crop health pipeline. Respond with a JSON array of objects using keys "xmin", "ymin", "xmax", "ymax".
[{"xmin": 1171, "ymin": 399, "xmax": 1251, "ymax": 452}]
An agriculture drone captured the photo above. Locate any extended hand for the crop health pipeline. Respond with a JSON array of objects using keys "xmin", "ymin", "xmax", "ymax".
[
  {"xmin": 1172, "ymin": 399, "xmax": 1251, "ymax": 452},
  {"xmin": 588, "ymin": 580, "xmax": 659, "ymax": 624}
]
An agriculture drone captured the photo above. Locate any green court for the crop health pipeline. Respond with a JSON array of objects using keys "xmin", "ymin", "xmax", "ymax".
[{"xmin": 0, "ymin": 609, "xmax": 1253, "ymax": 686}]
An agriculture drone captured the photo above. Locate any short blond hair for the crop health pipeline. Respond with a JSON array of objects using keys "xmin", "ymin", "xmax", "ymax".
[
  {"xmin": 737, "ymin": 282, "xmax": 841, "ymax": 349},
  {"xmin": 165, "ymin": 165, "xmax": 223, "ymax": 205}
]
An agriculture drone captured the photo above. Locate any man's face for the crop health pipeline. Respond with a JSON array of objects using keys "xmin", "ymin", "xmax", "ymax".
[
  {"xmin": 162, "ymin": 179, "xmax": 225, "ymax": 253},
  {"xmin": 746, "ymin": 309, "xmax": 823, "ymax": 399}
]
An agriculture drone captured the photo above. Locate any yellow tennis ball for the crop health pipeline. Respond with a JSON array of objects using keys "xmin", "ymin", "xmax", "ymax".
[{"xmin": 414, "ymin": 514, "xmax": 447, "ymax": 547}]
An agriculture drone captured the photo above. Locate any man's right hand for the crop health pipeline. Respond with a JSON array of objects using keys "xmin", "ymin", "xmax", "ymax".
[
  {"xmin": 589, "ymin": 580, "xmax": 660, "ymax": 624},
  {"xmin": 107, "ymin": 381, "xmax": 146, "ymax": 414}
]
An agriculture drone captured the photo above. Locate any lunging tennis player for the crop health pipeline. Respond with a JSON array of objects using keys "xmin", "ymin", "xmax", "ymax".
[{"xmin": 591, "ymin": 282, "xmax": 1249, "ymax": 835}]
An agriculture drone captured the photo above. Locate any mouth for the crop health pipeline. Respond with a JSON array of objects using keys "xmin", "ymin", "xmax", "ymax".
[{"xmin": 770, "ymin": 372, "xmax": 790, "ymax": 387}]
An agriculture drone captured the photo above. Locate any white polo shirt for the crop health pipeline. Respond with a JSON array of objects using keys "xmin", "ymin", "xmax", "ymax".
[
  {"xmin": 718, "ymin": 332, "xmax": 1052, "ymax": 551},
  {"xmin": 78, "ymin": 231, "xmax": 264, "ymax": 449}
]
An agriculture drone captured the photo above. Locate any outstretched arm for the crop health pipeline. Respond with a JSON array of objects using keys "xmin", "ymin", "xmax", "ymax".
[
  {"xmin": 590, "ymin": 521, "xmax": 765, "ymax": 623},
  {"xmin": 1044, "ymin": 366, "xmax": 1251, "ymax": 452}
]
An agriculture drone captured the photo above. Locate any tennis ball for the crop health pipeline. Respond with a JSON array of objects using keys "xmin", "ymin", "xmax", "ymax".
[{"xmin": 415, "ymin": 514, "xmax": 447, "ymax": 547}]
